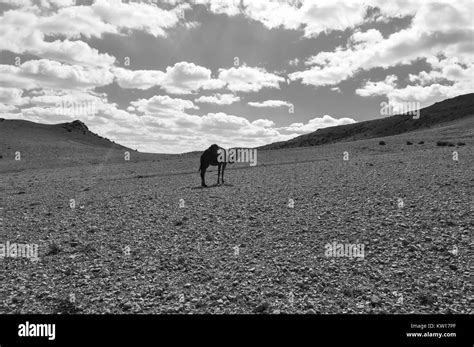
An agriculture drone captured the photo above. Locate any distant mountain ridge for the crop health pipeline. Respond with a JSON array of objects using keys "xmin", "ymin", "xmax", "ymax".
[
  {"xmin": 0, "ymin": 118, "xmax": 131, "ymax": 152},
  {"xmin": 259, "ymin": 93, "xmax": 474, "ymax": 150},
  {"xmin": 0, "ymin": 118, "xmax": 176, "ymax": 171}
]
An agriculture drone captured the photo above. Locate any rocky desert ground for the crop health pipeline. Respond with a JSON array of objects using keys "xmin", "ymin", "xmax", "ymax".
[{"xmin": 0, "ymin": 117, "xmax": 472, "ymax": 314}]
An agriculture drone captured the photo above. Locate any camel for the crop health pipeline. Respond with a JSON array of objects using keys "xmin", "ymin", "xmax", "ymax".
[{"xmin": 199, "ymin": 144, "xmax": 227, "ymax": 187}]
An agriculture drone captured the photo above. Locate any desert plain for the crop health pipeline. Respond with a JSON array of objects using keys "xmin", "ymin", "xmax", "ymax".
[{"xmin": 0, "ymin": 117, "xmax": 472, "ymax": 314}]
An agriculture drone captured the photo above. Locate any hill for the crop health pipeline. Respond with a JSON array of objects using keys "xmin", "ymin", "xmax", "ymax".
[
  {"xmin": 0, "ymin": 119, "xmax": 170, "ymax": 171},
  {"xmin": 0, "ymin": 118, "xmax": 130, "ymax": 151},
  {"xmin": 259, "ymin": 93, "xmax": 474, "ymax": 150}
]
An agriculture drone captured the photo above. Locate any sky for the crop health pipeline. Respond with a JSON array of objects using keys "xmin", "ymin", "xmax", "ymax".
[{"xmin": 0, "ymin": 0, "xmax": 473, "ymax": 153}]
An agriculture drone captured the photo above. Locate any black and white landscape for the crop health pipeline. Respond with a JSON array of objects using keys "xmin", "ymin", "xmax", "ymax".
[{"xmin": 0, "ymin": 0, "xmax": 472, "ymax": 318}]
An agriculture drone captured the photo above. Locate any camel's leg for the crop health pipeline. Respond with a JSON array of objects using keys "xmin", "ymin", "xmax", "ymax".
[
  {"xmin": 217, "ymin": 163, "xmax": 221, "ymax": 185},
  {"xmin": 200, "ymin": 164, "xmax": 209, "ymax": 187},
  {"xmin": 221, "ymin": 162, "xmax": 226, "ymax": 184}
]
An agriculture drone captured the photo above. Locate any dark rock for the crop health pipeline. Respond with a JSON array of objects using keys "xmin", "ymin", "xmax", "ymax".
[
  {"xmin": 253, "ymin": 302, "xmax": 270, "ymax": 313},
  {"xmin": 370, "ymin": 295, "xmax": 381, "ymax": 307}
]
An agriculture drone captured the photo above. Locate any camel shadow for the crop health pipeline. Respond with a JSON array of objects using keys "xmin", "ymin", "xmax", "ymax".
[{"xmin": 190, "ymin": 183, "xmax": 234, "ymax": 190}]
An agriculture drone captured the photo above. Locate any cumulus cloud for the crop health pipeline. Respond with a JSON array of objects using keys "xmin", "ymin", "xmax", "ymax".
[
  {"xmin": 1, "ymin": 0, "xmax": 75, "ymax": 9},
  {"xmin": 248, "ymin": 100, "xmax": 292, "ymax": 108},
  {"xmin": 114, "ymin": 63, "xmax": 283, "ymax": 94},
  {"xmin": 114, "ymin": 62, "xmax": 226, "ymax": 94},
  {"xmin": 278, "ymin": 115, "xmax": 356, "ymax": 135},
  {"xmin": 130, "ymin": 110, "xmax": 286, "ymax": 152},
  {"xmin": 0, "ymin": 0, "xmax": 187, "ymax": 67},
  {"xmin": 252, "ymin": 119, "xmax": 275, "ymax": 127},
  {"xmin": 195, "ymin": 93, "xmax": 240, "ymax": 105},
  {"xmin": 8, "ymin": 89, "xmax": 125, "ymax": 125},
  {"xmin": 356, "ymin": 67, "xmax": 474, "ymax": 107},
  {"xmin": 288, "ymin": 0, "xmax": 474, "ymax": 106},
  {"xmin": 0, "ymin": 11, "xmax": 116, "ymax": 67},
  {"xmin": 0, "ymin": 59, "xmax": 114, "ymax": 91},
  {"xmin": 350, "ymin": 28, "xmax": 384, "ymax": 47},
  {"xmin": 289, "ymin": 58, "xmax": 299, "ymax": 67},
  {"xmin": 190, "ymin": 0, "xmax": 433, "ymax": 38},
  {"xmin": 113, "ymin": 67, "xmax": 166, "ymax": 90},
  {"xmin": 193, "ymin": 0, "xmax": 369, "ymax": 37},
  {"xmin": 130, "ymin": 95, "xmax": 198, "ymax": 117},
  {"xmin": 3, "ymin": 0, "xmax": 183, "ymax": 39},
  {"xmin": 0, "ymin": 87, "xmax": 27, "ymax": 105},
  {"xmin": 0, "ymin": 86, "xmax": 28, "ymax": 112},
  {"xmin": 87, "ymin": 0, "xmax": 183, "ymax": 38},
  {"xmin": 356, "ymin": 75, "xmax": 399, "ymax": 98},
  {"xmin": 192, "ymin": 0, "xmax": 243, "ymax": 16},
  {"xmin": 218, "ymin": 65, "xmax": 285, "ymax": 93},
  {"xmin": 160, "ymin": 62, "xmax": 225, "ymax": 94},
  {"xmin": 28, "ymin": 91, "xmax": 105, "ymax": 108},
  {"xmin": 0, "ymin": 103, "xmax": 19, "ymax": 112}
]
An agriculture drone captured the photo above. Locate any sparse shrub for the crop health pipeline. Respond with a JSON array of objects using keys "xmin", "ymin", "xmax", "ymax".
[
  {"xmin": 379, "ymin": 141, "xmax": 386, "ymax": 145},
  {"xmin": 80, "ymin": 243, "xmax": 95, "ymax": 254},
  {"xmin": 406, "ymin": 141, "xmax": 413, "ymax": 145},
  {"xmin": 342, "ymin": 286, "xmax": 364, "ymax": 298},
  {"xmin": 177, "ymin": 256, "xmax": 186, "ymax": 265},
  {"xmin": 342, "ymin": 288, "xmax": 354, "ymax": 297},
  {"xmin": 54, "ymin": 298, "xmax": 80, "ymax": 314},
  {"xmin": 46, "ymin": 242, "xmax": 61, "ymax": 256},
  {"xmin": 418, "ymin": 292, "xmax": 436, "ymax": 306},
  {"xmin": 436, "ymin": 141, "xmax": 455, "ymax": 147},
  {"xmin": 445, "ymin": 219, "xmax": 456, "ymax": 226},
  {"xmin": 457, "ymin": 142, "xmax": 466, "ymax": 146}
]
